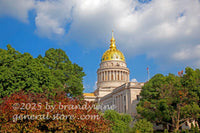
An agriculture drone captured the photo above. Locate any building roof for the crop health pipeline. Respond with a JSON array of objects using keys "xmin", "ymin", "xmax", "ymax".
[{"xmin": 83, "ymin": 93, "xmax": 95, "ymax": 97}]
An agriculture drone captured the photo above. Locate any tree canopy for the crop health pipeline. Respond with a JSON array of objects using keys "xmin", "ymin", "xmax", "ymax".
[
  {"xmin": 137, "ymin": 67, "xmax": 200, "ymax": 132},
  {"xmin": 0, "ymin": 45, "xmax": 85, "ymax": 98}
]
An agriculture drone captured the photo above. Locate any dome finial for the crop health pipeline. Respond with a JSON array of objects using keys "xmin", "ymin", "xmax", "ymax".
[
  {"xmin": 110, "ymin": 30, "xmax": 116, "ymax": 49},
  {"xmin": 112, "ymin": 30, "xmax": 114, "ymax": 38}
]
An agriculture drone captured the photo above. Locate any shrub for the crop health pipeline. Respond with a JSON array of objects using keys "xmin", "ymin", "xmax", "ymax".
[
  {"xmin": 132, "ymin": 119, "xmax": 153, "ymax": 133},
  {"xmin": 103, "ymin": 110, "xmax": 132, "ymax": 133}
]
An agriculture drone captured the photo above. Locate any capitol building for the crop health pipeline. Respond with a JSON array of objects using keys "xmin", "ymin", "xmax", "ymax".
[
  {"xmin": 83, "ymin": 32, "xmax": 144, "ymax": 116},
  {"xmin": 83, "ymin": 32, "xmax": 196, "ymax": 130}
]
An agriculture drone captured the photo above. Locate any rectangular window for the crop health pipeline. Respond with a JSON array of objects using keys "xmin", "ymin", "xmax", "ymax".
[
  {"xmin": 124, "ymin": 105, "xmax": 126, "ymax": 113},
  {"xmin": 137, "ymin": 95, "xmax": 140, "ymax": 101}
]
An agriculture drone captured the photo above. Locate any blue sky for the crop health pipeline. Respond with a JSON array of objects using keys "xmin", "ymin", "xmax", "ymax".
[{"xmin": 0, "ymin": 0, "xmax": 200, "ymax": 93}]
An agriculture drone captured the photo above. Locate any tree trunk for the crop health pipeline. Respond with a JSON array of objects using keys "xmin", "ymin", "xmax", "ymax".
[
  {"xmin": 174, "ymin": 104, "xmax": 181, "ymax": 132},
  {"xmin": 175, "ymin": 124, "xmax": 180, "ymax": 132}
]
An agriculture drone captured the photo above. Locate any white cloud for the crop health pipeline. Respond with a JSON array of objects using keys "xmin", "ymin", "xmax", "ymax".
[
  {"xmin": 0, "ymin": 0, "xmax": 200, "ymax": 68},
  {"xmin": 0, "ymin": 0, "xmax": 35, "ymax": 23},
  {"xmin": 93, "ymin": 81, "xmax": 97, "ymax": 91},
  {"xmin": 131, "ymin": 78, "xmax": 138, "ymax": 82},
  {"xmin": 34, "ymin": 0, "xmax": 75, "ymax": 38},
  {"xmin": 173, "ymin": 45, "xmax": 200, "ymax": 67}
]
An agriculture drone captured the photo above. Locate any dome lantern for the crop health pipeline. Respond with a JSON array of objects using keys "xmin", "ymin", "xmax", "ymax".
[{"xmin": 110, "ymin": 30, "xmax": 116, "ymax": 50}]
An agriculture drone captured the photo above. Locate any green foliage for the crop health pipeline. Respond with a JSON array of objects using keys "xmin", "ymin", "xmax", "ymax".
[
  {"xmin": 164, "ymin": 129, "xmax": 169, "ymax": 133},
  {"xmin": 182, "ymin": 129, "xmax": 190, "ymax": 133},
  {"xmin": 103, "ymin": 110, "xmax": 132, "ymax": 133},
  {"xmin": 132, "ymin": 119, "xmax": 153, "ymax": 133},
  {"xmin": 0, "ymin": 45, "xmax": 85, "ymax": 98},
  {"xmin": 190, "ymin": 123, "xmax": 200, "ymax": 133},
  {"xmin": 137, "ymin": 67, "xmax": 200, "ymax": 132}
]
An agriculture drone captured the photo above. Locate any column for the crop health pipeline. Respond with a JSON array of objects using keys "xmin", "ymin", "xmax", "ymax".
[
  {"xmin": 120, "ymin": 95, "xmax": 121, "ymax": 112},
  {"xmin": 124, "ymin": 72, "xmax": 126, "ymax": 81},
  {"xmin": 99, "ymin": 72, "xmax": 101, "ymax": 82},
  {"xmin": 119, "ymin": 95, "xmax": 120, "ymax": 113},
  {"xmin": 116, "ymin": 96, "xmax": 118, "ymax": 111},
  {"xmin": 122, "ymin": 95, "xmax": 123, "ymax": 113},
  {"xmin": 115, "ymin": 71, "xmax": 117, "ymax": 80},
  {"xmin": 128, "ymin": 72, "xmax": 130, "ymax": 82},
  {"xmin": 108, "ymin": 71, "xmax": 109, "ymax": 81},
  {"xmin": 102, "ymin": 72, "xmax": 104, "ymax": 81},
  {"xmin": 116, "ymin": 71, "xmax": 118, "ymax": 80},
  {"xmin": 120, "ymin": 94, "xmax": 122, "ymax": 113},
  {"xmin": 118, "ymin": 95, "xmax": 120, "ymax": 112},
  {"xmin": 117, "ymin": 71, "xmax": 119, "ymax": 80},
  {"xmin": 126, "ymin": 72, "xmax": 128, "ymax": 81},
  {"xmin": 111, "ymin": 71, "xmax": 113, "ymax": 80},
  {"xmin": 100, "ymin": 72, "xmax": 102, "ymax": 82},
  {"xmin": 98, "ymin": 73, "xmax": 99, "ymax": 82},
  {"xmin": 106, "ymin": 71, "xmax": 108, "ymax": 81},
  {"xmin": 119, "ymin": 71, "xmax": 121, "ymax": 80},
  {"xmin": 119, "ymin": 95, "xmax": 121, "ymax": 113},
  {"xmin": 121, "ymin": 94, "xmax": 122, "ymax": 113},
  {"xmin": 114, "ymin": 71, "xmax": 115, "ymax": 80},
  {"xmin": 126, "ymin": 92, "xmax": 128, "ymax": 113},
  {"xmin": 122, "ymin": 95, "xmax": 126, "ymax": 113},
  {"xmin": 127, "ymin": 72, "xmax": 128, "ymax": 81},
  {"xmin": 109, "ymin": 71, "xmax": 111, "ymax": 81},
  {"xmin": 107, "ymin": 71, "xmax": 108, "ymax": 81},
  {"xmin": 104, "ymin": 71, "xmax": 105, "ymax": 81}
]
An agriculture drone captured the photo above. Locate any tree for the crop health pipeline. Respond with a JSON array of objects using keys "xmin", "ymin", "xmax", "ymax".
[
  {"xmin": 103, "ymin": 110, "xmax": 132, "ymax": 133},
  {"xmin": 132, "ymin": 119, "xmax": 153, "ymax": 133},
  {"xmin": 0, "ymin": 90, "xmax": 111, "ymax": 132},
  {"xmin": 137, "ymin": 68, "xmax": 200, "ymax": 132},
  {"xmin": 181, "ymin": 67, "xmax": 200, "ymax": 126},
  {"xmin": 0, "ymin": 45, "xmax": 85, "ymax": 99},
  {"xmin": 39, "ymin": 48, "xmax": 85, "ymax": 97}
]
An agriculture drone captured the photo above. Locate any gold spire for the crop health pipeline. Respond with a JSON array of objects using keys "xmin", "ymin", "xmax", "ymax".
[{"xmin": 110, "ymin": 30, "xmax": 116, "ymax": 49}]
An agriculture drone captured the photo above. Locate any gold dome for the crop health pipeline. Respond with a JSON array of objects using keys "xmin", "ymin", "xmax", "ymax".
[{"xmin": 101, "ymin": 31, "xmax": 125, "ymax": 62}]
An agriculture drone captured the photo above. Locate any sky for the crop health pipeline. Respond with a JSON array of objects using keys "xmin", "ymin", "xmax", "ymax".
[{"xmin": 0, "ymin": 0, "xmax": 200, "ymax": 93}]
